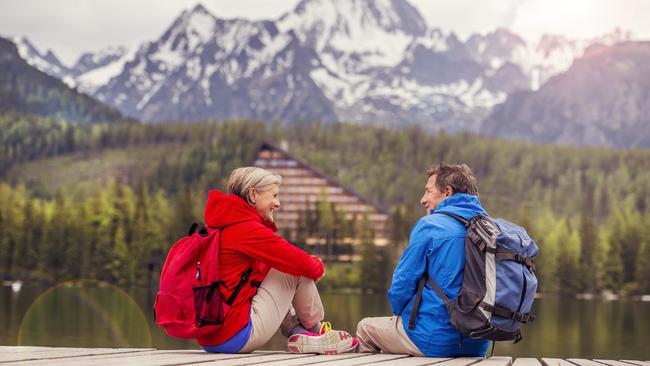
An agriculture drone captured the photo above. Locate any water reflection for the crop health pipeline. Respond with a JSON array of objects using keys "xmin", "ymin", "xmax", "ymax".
[{"xmin": 1, "ymin": 285, "xmax": 648, "ymax": 358}]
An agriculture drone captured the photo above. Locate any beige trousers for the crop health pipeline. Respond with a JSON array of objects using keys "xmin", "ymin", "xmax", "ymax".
[
  {"xmin": 239, "ymin": 269, "xmax": 324, "ymax": 352},
  {"xmin": 356, "ymin": 316, "xmax": 423, "ymax": 356}
]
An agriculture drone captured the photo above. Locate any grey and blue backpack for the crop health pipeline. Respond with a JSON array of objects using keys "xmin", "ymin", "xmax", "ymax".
[{"xmin": 409, "ymin": 212, "xmax": 539, "ymax": 343}]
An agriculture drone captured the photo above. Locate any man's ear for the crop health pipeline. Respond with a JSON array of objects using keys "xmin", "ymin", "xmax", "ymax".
[{"xmin": 444, "ymin": 186, "xmax": 454, "ymax": 197}]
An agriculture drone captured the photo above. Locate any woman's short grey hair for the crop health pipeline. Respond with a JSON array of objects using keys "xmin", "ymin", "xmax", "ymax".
[{"xmin": 227, "ymin": 167, "xmax": 282, "ymax": 203}]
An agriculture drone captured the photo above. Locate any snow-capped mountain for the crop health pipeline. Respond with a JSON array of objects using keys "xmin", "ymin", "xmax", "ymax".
[
  {"xmin": 12, "ymin": 36, "xmax": 70, "ymax": 79},
  {"xmin": 10, "ymin": 0, "xmax": 638, "ymax": 132},
  {"xmin": 11, "ymin": 36, "xmax": 132, "ymax": 94},
  {"xmin": 466, "ymin": 28, "xmax": 632, "ymax": 90},
  {"xmin": 63, "ymin": 46, "xmax": 131, "ymax": 94},
  {"xmin": 93, "ymin": 4, "xmax": 336, "ymax": 122},
  {"xmin": 482, "ymin": 41, "xmax": 650, "ymax": 148}
]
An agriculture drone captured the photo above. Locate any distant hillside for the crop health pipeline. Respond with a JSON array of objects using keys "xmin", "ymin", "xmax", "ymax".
[
  {"xmin": 0, "ymin": 37, "xmax": 124, "ymax": 123},
  {"xmin": 482, "ymin": 41, "xmax": 650, "ymax": 148}
]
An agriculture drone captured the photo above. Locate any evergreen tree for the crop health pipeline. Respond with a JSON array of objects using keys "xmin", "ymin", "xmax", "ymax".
[
  {"xmin": 579, "ymin": 212, "xmax": 599, "ymax": 293},
  {"xmin": 635, "ymin": 239, "xmax": 650, "ymax": 294}
]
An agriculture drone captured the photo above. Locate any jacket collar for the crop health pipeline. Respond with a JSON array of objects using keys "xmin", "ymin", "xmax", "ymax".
[
  {"xmin": 430, "ymin": 193, "xmax": 488, "ymax": 219},
  {"xmin": 204, "ymin": 190, "xmax": 278, "ymax": 232}
]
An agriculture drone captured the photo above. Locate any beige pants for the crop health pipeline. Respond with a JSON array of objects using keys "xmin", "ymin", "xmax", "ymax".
[
  {"xmin": 239, "ymin": 269, "xmax": 324, "ymax": 352},
  {"xmin": 356, "ymin": 316, "xmax": 423, "ymax": 356}
]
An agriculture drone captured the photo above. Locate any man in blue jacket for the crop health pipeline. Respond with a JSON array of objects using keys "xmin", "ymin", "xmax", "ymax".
[{"xmin": 356, "ymin": 163, "xmax": 490, "ymax": 357}]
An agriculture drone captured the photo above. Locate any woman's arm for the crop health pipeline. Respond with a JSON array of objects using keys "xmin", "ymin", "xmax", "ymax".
[{"xmin": 230, "ymin": 221, "xmax": 324, "ymax": 280}]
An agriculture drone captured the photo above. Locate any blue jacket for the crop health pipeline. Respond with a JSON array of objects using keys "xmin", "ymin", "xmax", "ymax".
[{"xmin": 388, "ymin": 194, "xmax": 490, "ymax": 357}]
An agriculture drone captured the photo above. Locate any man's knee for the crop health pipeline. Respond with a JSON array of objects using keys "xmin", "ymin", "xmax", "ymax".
[{"xmin": 356, "ymin": 317, "xmax": 372, "ymax": 336}]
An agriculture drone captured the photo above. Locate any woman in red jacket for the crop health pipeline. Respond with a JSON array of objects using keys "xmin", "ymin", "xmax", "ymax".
[{"xmin": 199, "ymin": 167, "xmax": 358, "ymax": 354}]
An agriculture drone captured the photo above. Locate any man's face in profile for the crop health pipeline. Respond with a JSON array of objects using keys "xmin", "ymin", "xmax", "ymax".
[{"xmin": 420, "ymin": 175, "xmax": 448, "ymax": 214}]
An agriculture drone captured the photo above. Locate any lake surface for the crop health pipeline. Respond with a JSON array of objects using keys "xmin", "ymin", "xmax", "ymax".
[{"xmin": 1, "ymin": 282, "xmax": 648, "ymax": 359}]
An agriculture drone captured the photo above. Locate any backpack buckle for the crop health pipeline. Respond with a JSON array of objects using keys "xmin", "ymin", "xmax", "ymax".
[{"xmin": 512, "ymin": 312, "xmax": 535, "ymax": 323}]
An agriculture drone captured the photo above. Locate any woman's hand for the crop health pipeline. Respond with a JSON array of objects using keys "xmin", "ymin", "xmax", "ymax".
[{"xmin": 312, "ymin": 255, "xmax": 325, "ymax": 282}]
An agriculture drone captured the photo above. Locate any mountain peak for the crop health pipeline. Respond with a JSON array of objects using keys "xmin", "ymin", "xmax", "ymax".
[
  {"xmin": 279, "ymin": 0, "xmax": 426, "ymax": 69},
  {"xmin": 190, "ymin": 3, "xmax": 210, "ymax": 15},
  {"xmin": 161, "ymin": 3, "xmax": 218, "ymax": 52},
  {"xmin": 287, "ymin": 0, "xmax": 426, "ymax": 35}
]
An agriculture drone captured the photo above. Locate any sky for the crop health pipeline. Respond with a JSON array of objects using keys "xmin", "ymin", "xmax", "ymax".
[{"xmin": 1, "ymin": 0, "xmax": 649, "ymax": 65}]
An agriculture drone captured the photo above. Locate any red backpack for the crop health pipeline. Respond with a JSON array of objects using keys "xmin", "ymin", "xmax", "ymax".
[{"xmin": 154, "ymin": 223, "xmax": 250, "ymax": 339}]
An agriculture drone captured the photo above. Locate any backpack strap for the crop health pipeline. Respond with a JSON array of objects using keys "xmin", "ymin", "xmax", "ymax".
[
  {"xmin": 188, "ymin": 223, "xmax": 199, "ymax": 235},
  {"xmin": 437, "ymin": 211, "xmax": 469, "ymax": 227},
  {"xmin": 409, "ymin": 212, "xmax": 469, "ymax": 331},
  {"xmin": 408, "ymin": 271, "xmax": 451, "ymax": 330},
  {"xmin": 495, "ymin": 249, "xmax": 536, "ymax": 272},
  {"xmin": 188, "ymin": 222, "xmax": 209, "ymax": 237},
  {"xmin": 479, "ymin": 302, "xmax": 535, "ymax": 323},
  {"xmin": 226, "ymin": 267, "xmax": 253, "ymax": 306}
]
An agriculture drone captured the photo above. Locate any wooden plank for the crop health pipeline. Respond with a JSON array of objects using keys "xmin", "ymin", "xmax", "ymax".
[
  {"xmin": 5, "ymin": 350, "xmax": 263, "ymax": 366},
  {"xmin": 620, "ymin": 361, "xmax": 650, "ymax": 366},
  {"xmin": 242, "ymin": 352, "xmax": 369, "ymax": 366},
  {"xmin": 0, "ymin": 347, "xmax": 154, "ymax": 363},
  {"xmin": 3, "ymin": 350, "xmax": 162, "ymax": 365},
  {"xmin": 542, "ymin": 359, "xmax": 577, "ymax": 366},
  {"xmin": 0, "ymin": 346, "xmax": 149, "ymax": 355},
  {"xmin": 428, "ymin": 358, "xmax": 485, "ymax": 366},
  {"xmin": 513, "ymin": 358, "xmax": 542, "ymax": 366},
  {"xmin": 197, "ymin": 352, "xmax": 317, "ymax": 366},
  {"xmin": 568, "ymin": 359, "xmax": 610, "ymax": 366},
  {"xmin": 595, "ymin": 361, "xmax": 648, "ymax": 366},
  {"xmin": 368, "ymin": 356, "xmax": 451, "ymax": 366},
  {"xmin": 474, "ymin": 357, "xmax": 513, "ymax": 366},
  {"xmin": 307, "ymin": 353, "xmax": 411, "ymax": 365}
]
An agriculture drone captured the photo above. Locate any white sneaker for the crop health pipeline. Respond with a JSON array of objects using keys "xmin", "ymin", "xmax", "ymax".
[{"xmin": 287, "ymin": 322, "xmax": 358, "ymax": 354}]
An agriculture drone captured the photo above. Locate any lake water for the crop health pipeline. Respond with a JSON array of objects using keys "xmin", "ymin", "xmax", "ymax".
[{"xmin": 1, "ymin": 282, "xmax": 648, "ymax": 359}]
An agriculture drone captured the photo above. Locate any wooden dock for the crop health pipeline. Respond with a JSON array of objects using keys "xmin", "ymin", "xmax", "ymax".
[{"xmin": 0, "ymin": 347, "xmax": 648, "ymax": 366}]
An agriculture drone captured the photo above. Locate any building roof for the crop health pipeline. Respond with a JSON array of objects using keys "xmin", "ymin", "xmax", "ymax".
[{"xmin": 252, "ymin": 142, "xmax": 388, "ymax": 215}]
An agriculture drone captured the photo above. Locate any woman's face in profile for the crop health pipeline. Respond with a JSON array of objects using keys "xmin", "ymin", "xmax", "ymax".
[{"xmin": 251, "ymin": 184, "xmax": 281, "ymax": 222}]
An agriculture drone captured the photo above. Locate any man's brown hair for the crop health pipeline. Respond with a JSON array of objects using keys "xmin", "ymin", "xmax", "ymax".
[{"xmin": 427, "ymin": 163, "xmax": 478, "ymax": 196}]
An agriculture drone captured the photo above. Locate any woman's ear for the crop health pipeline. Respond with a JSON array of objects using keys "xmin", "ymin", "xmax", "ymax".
[
  {"xmin": 249, "ymin": 188, "xmax": 257, "ymax": 204},
  {"xmin": 444, "ymin": 185, "xmax": 454, "ymax": 197}
]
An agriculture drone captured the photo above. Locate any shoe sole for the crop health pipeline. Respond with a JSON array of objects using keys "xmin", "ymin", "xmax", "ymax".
[{"xmin": 287, "ymin": 330, "xmax": 357, "ymax": 354}]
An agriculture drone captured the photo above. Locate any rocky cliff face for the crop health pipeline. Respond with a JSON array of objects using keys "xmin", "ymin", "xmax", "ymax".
[{"xmin": 482, "ymin": 42, "xmax": 650, "ymax": 148}]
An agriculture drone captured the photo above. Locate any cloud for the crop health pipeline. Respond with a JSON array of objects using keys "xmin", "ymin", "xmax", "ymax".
[
  {"xmin": 1, "ymin": 0, "xmax": 649, "ymax": 66},
  {"xmin": 410, "ymin": 0, "xmax": 527, "ymax": 39},
  {"xmin": 0, "ymin": 0, "xmax": 300, "ymax": 65},
  {"xmin": 510, "ymin": 0, "xmax": 650, "ymax": 41}
]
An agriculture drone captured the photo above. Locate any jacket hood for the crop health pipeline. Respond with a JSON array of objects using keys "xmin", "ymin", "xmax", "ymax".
[
  {"xmin": 431, "ymin": 193, "xmax": 488, "ymax": 219},
  {"xmin": 204, "ymin": 190, "xmax": 278, "ymax": 231}
]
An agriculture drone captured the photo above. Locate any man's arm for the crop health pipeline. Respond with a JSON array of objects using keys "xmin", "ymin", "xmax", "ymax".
[{"xmin": 388, "ymin": 220, "xmax": 431, "ymax": 315}]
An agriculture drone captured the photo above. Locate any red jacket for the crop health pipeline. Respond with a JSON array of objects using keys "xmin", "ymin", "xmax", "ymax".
[{"xmin": 197, "ymin": 190, "xmax": 324, "ymax": 346}]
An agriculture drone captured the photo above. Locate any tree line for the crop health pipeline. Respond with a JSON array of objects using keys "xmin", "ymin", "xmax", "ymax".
[{"xmin": 1, "ymin": 114, "xmax": 649, "ymax": 294}]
